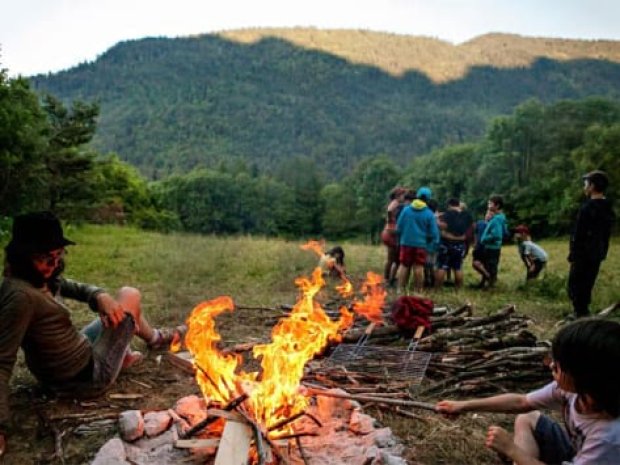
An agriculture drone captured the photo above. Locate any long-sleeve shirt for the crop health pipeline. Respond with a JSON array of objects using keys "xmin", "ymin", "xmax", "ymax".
[
  {"xmin": 396, "ymin": 199, "xmax": 440, "ymax": 251},
  {"xmin": 0, "ymin": 276, "xmax": 103, "ymax": 433},
  {"xmin": 569, "ymin": 198, "xmax": 615, "ymax": 263},
  {"xmin": 480, "ymin": 213, "xmax": 507, "ymax": 250}
]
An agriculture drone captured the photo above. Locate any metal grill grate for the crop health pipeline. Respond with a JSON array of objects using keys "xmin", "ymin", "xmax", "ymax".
[{"xmin": 323, "ymin": 342, "xmax": 431, "ymax": 384}]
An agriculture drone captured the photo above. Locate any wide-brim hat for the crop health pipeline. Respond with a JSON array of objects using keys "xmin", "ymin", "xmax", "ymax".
[{"xmin": 8, "ymin": 211, "xmax": 75, "ymax": 253}]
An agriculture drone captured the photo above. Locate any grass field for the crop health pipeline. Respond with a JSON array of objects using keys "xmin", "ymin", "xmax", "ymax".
[{"xmin": 2, "ymin": 225, "xmax": 619, "ymax": 464}]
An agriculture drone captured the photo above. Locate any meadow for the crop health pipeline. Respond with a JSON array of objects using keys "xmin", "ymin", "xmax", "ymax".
[{"xmin": 3, "ymin": 225, "xmax": 619, "ymax": 464}]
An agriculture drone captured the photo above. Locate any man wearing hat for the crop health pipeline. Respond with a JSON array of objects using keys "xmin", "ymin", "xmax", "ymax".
[
  {"xmin": 0, "ymin": 212, "xmax": 185, "ymax": 456},
  {"xmin": 568, "ymin": 171, "xmax": 615, "ymax": 318}
]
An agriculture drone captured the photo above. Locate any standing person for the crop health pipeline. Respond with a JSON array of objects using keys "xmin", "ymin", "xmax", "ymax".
[
  {"xmin": 436, "ymin": 319, "xmax": 620, "ymax": 465},
  {"xmin": 568, "ymin": 170, "xmax": 615, "ymax": 318},
  {"xmin": 480, "ymin": 195, "xmax": 507, "ymax": 288},
  {"xmin": 381, "ymin": 187, "xmax": 406, "ymax": 288},
  {"xmin": 0, "ymin": 212, "xmax": 186, "ymax": 456},
  {"xmin": 395, "ymin": 187, "xmax": 440, "ymax": 294},
  {"xmin": 435, "ymin": 198, "xmax": 473, "ymax": 290},
  {"xmin": 514, "ymin": 224, "xmax": 548, "ymax": 281},
  {"xmin": 471, "ymin": 209, "xmax": 493, "ymax": 288}
]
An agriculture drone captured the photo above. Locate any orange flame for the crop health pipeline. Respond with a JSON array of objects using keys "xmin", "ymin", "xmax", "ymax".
[
  {"xmin": 351, "ymin": 272, "xmax": 386, "ymax": 325},
  {"xmin": 300, "ymin": 240, "xmax": 325, "ymax": 258},
  {"xmin": 183, "ymin": 268, "xmax": 354, "ymax": 430}
]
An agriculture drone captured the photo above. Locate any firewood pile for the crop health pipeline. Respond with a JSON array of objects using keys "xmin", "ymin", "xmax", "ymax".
[{"xmin": 304, "ymin": 303, "xmax": 553, "ymax": 402}]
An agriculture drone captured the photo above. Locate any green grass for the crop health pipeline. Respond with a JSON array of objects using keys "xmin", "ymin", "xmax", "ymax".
[
  {"xmin": 3, "ymin": 226, "xmax": 619, "ymax": 464},
  {"xmin": 25, "ymin": 225, "xmax": 620, "ymax": 334}
]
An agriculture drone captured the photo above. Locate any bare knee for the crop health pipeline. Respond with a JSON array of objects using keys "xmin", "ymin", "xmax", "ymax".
[
  {"xmin": 117, "ymin": 287, "xmax": 142, "ymax": 311},
  {"xmin": 515, "ymin": 411, "xmax": 540, "ymax": 433}
]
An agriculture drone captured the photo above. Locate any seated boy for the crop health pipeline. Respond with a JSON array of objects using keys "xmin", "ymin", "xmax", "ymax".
[
  {"xmin": 514, "ymin": 224, "xmax": 548, "ymax": 280},
  {"xmin": 436, "ymin": 319, "xmax": 620, "ymax": 464}
]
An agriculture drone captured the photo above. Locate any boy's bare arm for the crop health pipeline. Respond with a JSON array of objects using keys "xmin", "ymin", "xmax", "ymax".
[{"xmin": 436, "ymin": 393, "xmax": 532, "ymax": 415}]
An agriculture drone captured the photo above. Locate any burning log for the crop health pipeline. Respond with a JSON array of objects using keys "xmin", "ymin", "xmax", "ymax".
[{"xmin": 180, "ymin": 393, "xmax": 249, "ymax": 439}]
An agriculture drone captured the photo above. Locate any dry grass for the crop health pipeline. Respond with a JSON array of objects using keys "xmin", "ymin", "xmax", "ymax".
[{"xmin": 2, "ymin": 225, "xmax": 619, "ymax": 464}]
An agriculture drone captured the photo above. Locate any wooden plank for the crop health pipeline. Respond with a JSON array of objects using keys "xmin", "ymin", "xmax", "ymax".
[
  {"xmin": 207, "ymin": 408, "xmax": 245, "ymax": 423},
  {"xmin": 163, "ymin": 352, "xmax": 195, "ymax": 374},
  {"xmin": 215, "ymin": 420, "xmax": 253, "ymax": 465},
  {"xmin": 175, "ymin": 438, "xmax": 220, "ymax": 449}
]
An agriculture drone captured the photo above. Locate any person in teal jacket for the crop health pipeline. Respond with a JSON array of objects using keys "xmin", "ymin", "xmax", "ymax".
[
  {"xmin": 395, "ymin": 187, "xmax": 440, "ymax": 294},
  {"xmin": 480, "ymin": 195, "xmax": 507, "ymax": 288}
]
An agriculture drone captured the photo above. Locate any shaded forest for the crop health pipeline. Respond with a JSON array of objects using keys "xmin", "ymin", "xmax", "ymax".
[
  {"xmin": 2, "ymin": 30, "xmax": 619, "ymax": 240},
  {"xmin": 30, "ymin": 30, "xmax": 620, "ymax": 180}
]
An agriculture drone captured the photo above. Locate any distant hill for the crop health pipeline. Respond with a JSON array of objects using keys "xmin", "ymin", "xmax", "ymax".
[{"xmin": 31, "ymin": 28, "xmax": 620, "ymax": 179}]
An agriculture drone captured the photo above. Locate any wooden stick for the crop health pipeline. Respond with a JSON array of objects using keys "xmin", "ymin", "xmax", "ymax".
[
  {"xmin": 304, "ymin": 387, "xmax": 436, "ymax": 412},
  {"xmin": 180, "ymin": 393, "xmax": 249, "ymax": 439},
  {"xmin": 295, "ymin": 435, "xmax": 311, "ymax": 465}
]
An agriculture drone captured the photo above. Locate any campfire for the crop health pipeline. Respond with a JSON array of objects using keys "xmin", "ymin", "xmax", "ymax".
[{"xmin": 92, "ymin": 242, "xmax": 410, "ymax": 465}]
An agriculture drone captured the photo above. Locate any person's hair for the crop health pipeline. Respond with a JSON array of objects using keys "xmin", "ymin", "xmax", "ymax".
[
  {"xmin": 489, "ymin": 195, "xmax": 504, "ymax": 210},
  {"xmin": 552, "ymin": 319, "xmax": 620, "ymax": 417},
  {"xmin": 4, "ymin": 242, "xmax": 45, "ymax": 288},
  {"xmin": 326, "ymin": 246, "xmax": 345, "ymax": 265},
  {"xmin": 403, "ymin": 190, "xmax": 416, "ymax": 202},
  {"xmin": 426, "ymin": 199, "xmax": 438, "ymax": 213},
  {"xmin": 447, "ymin": 198, "xmax": 460, "ymax": 208},
  {"xmin": 584, "ymin": 171, "xmax": 609, "ymax": 193},
  {"xmin": 389, "ymin": 187, "xmax": 404, "ymax": 201}
]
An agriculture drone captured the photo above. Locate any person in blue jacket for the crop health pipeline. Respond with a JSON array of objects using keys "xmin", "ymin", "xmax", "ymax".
[
  {"xmin": 395, "ymin": 187, "xmax": 440, "ymax": 294},
  {"xmin": 480, "ymin": 195, "xmax": 507, "ymax": 288}
]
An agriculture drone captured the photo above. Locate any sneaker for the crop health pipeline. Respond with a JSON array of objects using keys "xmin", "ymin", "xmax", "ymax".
[
  {"xmin": 122, "ymin": 350, "xmax": 144, "ymax": 369},
  {"xmin": 148, "ymin": 324, "xmax": 188, "ymax": 350}
]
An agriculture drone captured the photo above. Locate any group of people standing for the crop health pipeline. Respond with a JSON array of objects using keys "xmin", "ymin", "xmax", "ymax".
[
  {"xmin": 381, "ymin": 170, "xmax": 615, "ymax": 320},
  {"xmin": 381, "ymin": 186, "xmax": 508, "ymax": 294}
]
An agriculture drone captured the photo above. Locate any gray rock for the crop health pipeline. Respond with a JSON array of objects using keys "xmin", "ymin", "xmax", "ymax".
[
  {"xmin": 91, "ymin": 437, "xmax": 128, "ymax": 465},
  {"xmin": 118, "ymin": 410, "xmax": 144, "ymax": 442},
  {"xmin": 144, "ymin": 411, "xmax": 171, "ymax": 437}
]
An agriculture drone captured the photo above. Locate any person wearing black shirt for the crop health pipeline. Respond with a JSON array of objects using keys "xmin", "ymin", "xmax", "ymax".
[{"xmin": 568, "ymin": 171, "xmax": 615, "ymax": 318}]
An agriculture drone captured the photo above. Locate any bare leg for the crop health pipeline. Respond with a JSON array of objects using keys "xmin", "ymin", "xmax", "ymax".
[
  {"xmin": 454, "ymin": 270, "xmax": 464, "ymax": 289},
  {"xmin": 397, "ymin": 264, "xmax": 411, "ymax": 294},
  {"xmin": 434, "ymin": 269, "xmax": 445, "ymax": 290},
  {"xmin": 413, "ymin": 265, "xmax": 425, "ymax": 293},
  {"xmin": 513, "ymin": 412, "xmax": 541, "ymax": 458},
  {"xmin": 117, "ymin": 287, "xmax": 157, "ymax": 342}
]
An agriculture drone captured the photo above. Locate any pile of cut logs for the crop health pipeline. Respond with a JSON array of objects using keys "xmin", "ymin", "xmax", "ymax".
[{"xmin": 304, "ymin": 303, "xmax": 553, "ymax": 401}]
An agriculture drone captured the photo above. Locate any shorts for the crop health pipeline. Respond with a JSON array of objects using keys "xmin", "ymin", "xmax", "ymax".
[
  {"xmin": 527, "ymin": 260, "xmax": 546, "ymax": 280},
  {"xmin": 47, "ymin": 316, "xmax": 135, "ymax": 397},
  {"xmin": 533, "ymin": 414, "xmax": 575, "ymax": 464},
  {"xmin": 483, "ymin": 248, "xmax": 501, "ymax": 277},
  {"xmin": 436, "ymin": 241, "xmax": 465, "ymax": 271},
  {"xmin": 399, "ymin": 246, "xmax": 427, "ymax": 267},
  {"xmin": 472, "ymin": 246, "xmax": 485, "ymax": 262},
  {"xmin": 381, "ymin": 227, "xmax": 398, "ymax": 248}
]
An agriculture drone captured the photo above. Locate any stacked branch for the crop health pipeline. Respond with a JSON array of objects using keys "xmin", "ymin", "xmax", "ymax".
[{"xmin": 305, "ymin": 303, "xmax": 553, "ymax": 400}]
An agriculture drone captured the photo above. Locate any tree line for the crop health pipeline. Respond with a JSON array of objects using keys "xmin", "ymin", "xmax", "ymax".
[
  {"xmin": 31, "ymin": 34, "xmax": 620, "ymax": 181},
  {"xmin": 1, "ymin": 69, "xmax": 618, "ymax": 239}
]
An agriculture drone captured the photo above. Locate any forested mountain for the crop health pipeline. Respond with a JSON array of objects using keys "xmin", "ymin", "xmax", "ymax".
[{"xmin": 31, "ymin": 29, "xmax": 620, "ymax": 180}]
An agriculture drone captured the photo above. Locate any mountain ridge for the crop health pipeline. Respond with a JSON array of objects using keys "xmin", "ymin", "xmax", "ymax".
[{"xmin": 31, "ymin": 28, "xmax": 620, "ymax": 179}]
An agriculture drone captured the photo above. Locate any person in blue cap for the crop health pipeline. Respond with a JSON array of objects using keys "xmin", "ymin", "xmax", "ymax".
[{"xmin": 395, "ymin": 187, "xmax": 440, "ymax": 294}]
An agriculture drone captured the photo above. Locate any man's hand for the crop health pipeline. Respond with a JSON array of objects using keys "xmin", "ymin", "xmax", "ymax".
[{"xmin": 96, "ymin": 292, "xmax": 126, "ymax": 328}]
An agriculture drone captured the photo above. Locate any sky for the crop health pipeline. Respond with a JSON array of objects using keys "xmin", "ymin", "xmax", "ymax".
[{"xmin": 2, "ymin": 0, "xmax": 620, "ymax": 77}]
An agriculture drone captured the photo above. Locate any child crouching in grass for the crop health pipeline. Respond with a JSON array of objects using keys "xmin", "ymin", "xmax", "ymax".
[{"xmin": 436, "ymin": 319, "xmax": 620, "ymax": 464}]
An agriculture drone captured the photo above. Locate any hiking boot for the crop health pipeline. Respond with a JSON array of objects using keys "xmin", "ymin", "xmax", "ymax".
[{"xmin": 148, "ymin": 324, "xmax": 188, "ymax": 350}]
